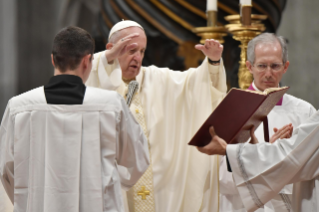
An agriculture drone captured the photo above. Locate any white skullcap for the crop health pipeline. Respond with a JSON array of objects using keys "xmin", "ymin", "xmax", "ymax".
[{"xmin": 108, "ymin": 20, "xmax": 144, "ymax": 39}]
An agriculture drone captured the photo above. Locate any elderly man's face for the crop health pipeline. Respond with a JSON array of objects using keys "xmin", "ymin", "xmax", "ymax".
[
  {"xmin": 246, "ymin": 41, "xmax": 289, "ymax": 91},
  {"xmin": 118, "ymin": 27, "xmax": 147, "ymax": 81}
]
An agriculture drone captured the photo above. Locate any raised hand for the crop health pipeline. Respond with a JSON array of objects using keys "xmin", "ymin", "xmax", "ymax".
[
  {"xmin": 270, "ymin": 123, "xmax": 293, "ymax": 143},
  {"xmin": 105, "ymin": 33, "xmax": 140, "ymax": 64},
  {"xmin": 197, "ymin": 127, "xmax": 228, "ymax": 155},
  {"xmin": 194, "ymin": 39, "xmax": 224, "ymax": 61}
]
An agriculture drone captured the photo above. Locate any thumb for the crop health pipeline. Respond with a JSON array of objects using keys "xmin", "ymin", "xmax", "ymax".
[
  {"xmin": 249, "ymin": 126, "xmax": 258, "ymax": 144},
  {"xmin": 195, "ymin": 44, "xmax": 205, "ymax": 51},
  {"xmin": 209, "ymin": 126, "xmax": 216, "ymax": 138},
  {"xmin": 273, "ymin": 127, "xmax": 278, "ymax": 133},
  {"xmin": 250, "ymin": 126, "xmax": 255, "ymax": 137}
]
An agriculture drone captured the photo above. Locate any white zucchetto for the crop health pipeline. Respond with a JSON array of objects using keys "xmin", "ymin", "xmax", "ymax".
[{"xmin": 108, "ymin": 20, "xmax": 144, "ymax": 39}]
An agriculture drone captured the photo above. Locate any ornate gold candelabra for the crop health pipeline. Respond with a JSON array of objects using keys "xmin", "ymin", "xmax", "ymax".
[
  {"xmin": 225, "ymin": 5, "xmax": 267, "ymax": 89},
  {"xmin": 192, "ymin": 11, "xmax": 227, "ymax": 44}
]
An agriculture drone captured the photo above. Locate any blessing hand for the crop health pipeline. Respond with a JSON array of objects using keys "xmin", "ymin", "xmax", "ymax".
[
  {"xmin": 195, "ymin": 39, "xmax": 224, "ymax": 61},
  {"xmin": 105, "ymin": 33, "xmax": 139, "ymax": 64}
]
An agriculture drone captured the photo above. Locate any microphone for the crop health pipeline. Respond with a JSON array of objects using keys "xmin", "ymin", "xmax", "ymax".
[{"xmin": 126, "ymin": 80, "xmax": 139, "ymax": 106}]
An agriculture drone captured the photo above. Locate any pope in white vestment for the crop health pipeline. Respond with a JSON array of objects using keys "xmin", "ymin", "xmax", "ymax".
[
  {"xmin": 86, "ymin": 20, "xmax": 227, "ymax": 212},
  {"xmin": 219, "ymin": 82, "xmax": 316, "ymax": 212}
]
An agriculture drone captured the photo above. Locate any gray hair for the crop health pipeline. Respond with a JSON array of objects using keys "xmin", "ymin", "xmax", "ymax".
[
  {"xmin": 109, "ymin": 30, "xmax": 121, "ymax": 44},
  {"xmin": 247, "ymin": 33, "xmax": 288, "ymax": 64}
]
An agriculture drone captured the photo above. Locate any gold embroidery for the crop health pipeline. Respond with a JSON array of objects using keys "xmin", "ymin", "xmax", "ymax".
[
  {"xmin": 124, "ymin": 82, "xmax": 156, "ymax": 212},
  {"xmin": 137, "ymin": 186, "xmax": 150, "ymax": 200}
]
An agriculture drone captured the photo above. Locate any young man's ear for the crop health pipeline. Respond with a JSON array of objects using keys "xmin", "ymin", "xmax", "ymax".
[
  {"xmin": 51, "ymin": 54, "xmax": 55, "ymax": 67},
  {"xmin": 82, "ymin": 54, "xmax": 92, "ymax": 70}
]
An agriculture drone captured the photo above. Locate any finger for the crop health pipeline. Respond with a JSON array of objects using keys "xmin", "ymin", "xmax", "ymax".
[
  {"xmin": 195, "ymin": 44, "xmax": 205, "ymax": 51},
  {"xmin": 209, "ymin": 126, "xmax": 216, "ymax": 138},
  {"xmin": 206, "ymin": 39, "xmax": 218, "ymax": 45},
  {"xmin": 249, "ymin": 126, "xmax": 258, "ymax": 144},
  {"xmin": 276, "ymin": 126, "xmax": 291, "ymax": 139},
  {"xmin": 197, "ymin": 145, "xmax": 210, "ymax": 155},
  {"xmin": 250, "ymin": 126, "xmax": 255, "ymax": 137},
  {"xmin": 121, "ymin": 33, "xmax": 139, "ymax": 42},
  {"xmin": 197, "ymin": 146, "xmax": 205, "ymax": 153},
  {"xmin": 273, "ymin": 127, "xmax": 278, "ymax": 133},
  {"xmin": 280, "ymin": 130, "xmax": 291, "ymax": 139},
  {"xmin": 126, "ymin": 43, "xmax": 138, "ymax": 51}
]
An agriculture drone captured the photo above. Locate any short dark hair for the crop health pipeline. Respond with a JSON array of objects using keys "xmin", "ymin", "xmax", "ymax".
[{"xmin": 52, "ymin": 26, "xmax": 95, "ymax": 72}]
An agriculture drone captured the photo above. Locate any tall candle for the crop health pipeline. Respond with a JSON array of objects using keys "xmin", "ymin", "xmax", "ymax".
[
  {"xmin": 207, "ymin": 0, "xmax": 217, "ymax": 11},
  {"xmin": 240, "ymin": 0, "xmax": 252, "ymax": 5}
]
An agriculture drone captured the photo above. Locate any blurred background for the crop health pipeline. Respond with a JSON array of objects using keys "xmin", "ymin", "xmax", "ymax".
[{"xmin": 0, "ymin": 0, "xmax": 318, "ymax": 119}]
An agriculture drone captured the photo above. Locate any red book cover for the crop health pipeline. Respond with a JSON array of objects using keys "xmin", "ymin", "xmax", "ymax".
[{"xmin": 188, "ymin": 87, "xmax": 289, "ymax": 147}]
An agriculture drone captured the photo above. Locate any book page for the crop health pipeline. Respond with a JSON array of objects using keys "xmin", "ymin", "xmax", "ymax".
[{"xmin": 263, "ymin": 86, "xmax": 289, "ymax": 95}]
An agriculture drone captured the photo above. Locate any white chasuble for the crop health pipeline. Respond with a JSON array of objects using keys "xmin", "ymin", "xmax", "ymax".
[
  {"xmin": 86, "ymin": 50, "xmax": 227, "ymax": 212},
  {"xmin": 0, "ymin": 86, "xmax": 149, "ymax": 212},
  {"xmin": 227, "ymin": 110, "xmax": 319, "ymax": 212},
  {"xmin": 219, "ymin": 92, "xmax": 316, "ymax": 212}
]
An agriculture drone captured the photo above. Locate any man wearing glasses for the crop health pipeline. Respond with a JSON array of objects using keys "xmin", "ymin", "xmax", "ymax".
[{"xmin": 219, "ymin": 33, "xmax": 316, "ymax": 212}]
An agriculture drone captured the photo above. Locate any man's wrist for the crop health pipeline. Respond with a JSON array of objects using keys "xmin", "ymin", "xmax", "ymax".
[
  {"xmin": 208, "ymin": 58, "xmax": 220, "ymax": 66},
  {"xmin": 105, "ymin": 51, "xmax": 115, "ymax": 64}
]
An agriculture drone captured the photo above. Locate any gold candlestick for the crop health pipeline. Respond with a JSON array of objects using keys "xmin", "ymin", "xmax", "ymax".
[
  {"xmin": 192, "ymin": 11, "xmax": 227, "ymax": 44},
  {"xmin": 225, "ymin": 10, "xmax": 267, "ymax": 89}
]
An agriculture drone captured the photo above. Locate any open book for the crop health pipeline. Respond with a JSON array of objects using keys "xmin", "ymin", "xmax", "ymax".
[{"xmin": 188, "ymin": 86, "xmax": 289, "ymax": 146}]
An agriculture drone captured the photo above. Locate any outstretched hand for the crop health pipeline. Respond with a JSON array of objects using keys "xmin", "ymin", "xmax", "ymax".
[
  {"xmin": 105, "ymin": 33, "xmax": 140, "ymax": 64},
  {"xmin": 197, "ymin": 127, "xmax": 228, "ymax": 156},
  {"xmin": 195, "ymin": 39, "xmax": 224, "ymax": 61},
  {"xmin": 270, "ymin": 123, "xmax": 293, "ymax": 143}
]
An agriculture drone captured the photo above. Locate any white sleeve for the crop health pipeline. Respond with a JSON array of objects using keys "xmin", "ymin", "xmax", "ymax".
[
  {"xmin": 116, "ymin": 96, "xmax": 150, "ymax": 190},
  {"xmin": 162, "ymin": 57, "xmax": 227, "ymax": 94},
  {"xmin": 309, "ymin": 104, "xmax": 317, "ymax": 117},
  {"xmin": 227, "ymin": 111, "xmax": 319, "ymax": 212},
  {"xmin": 0, "ymin": 101, "xmax": 14, "ymax": 203},
  {"xmin": 86, "ymin": 50, "xmax": 122, "ymax": 91},
  {"xmin": 219, "ymin": 156, "xmax": 239, "ymax": 195}
]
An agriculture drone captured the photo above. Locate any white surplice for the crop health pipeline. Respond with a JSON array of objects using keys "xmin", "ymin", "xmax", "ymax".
[
  {"xmin": 226, "ymin": 110, "xmax": 319, "ymax": 212},
  {"xmin": 219, "ymin": 84, "xmax": 316, "ymax": 212},
  {"xmin": 0, "ymin": 86, "xmax": 150, "ymax": 212},
  {"xmin": 86, "ymin": 50, "xmax": 227, "ymax": 212}
]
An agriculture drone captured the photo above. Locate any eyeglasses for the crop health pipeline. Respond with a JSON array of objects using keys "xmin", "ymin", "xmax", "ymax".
[{"xmin": 253, "ymin": 63, "xmax": 284, "ymax": 72}]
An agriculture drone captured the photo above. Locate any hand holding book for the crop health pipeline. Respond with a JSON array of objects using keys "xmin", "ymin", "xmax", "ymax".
[
  {"xmin": 197, "ymin": 123, "xmax": 294, "ymax": 156},
  {"xmin": 189, "ymin": 86, "xmax": 289, "ymax": 146}
]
